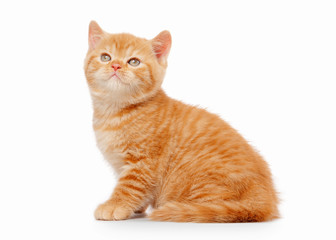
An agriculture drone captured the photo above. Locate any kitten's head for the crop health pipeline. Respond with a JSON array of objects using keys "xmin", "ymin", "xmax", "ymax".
[{"xmin": 84, "ymin": 21, "xmax": 171, "ymax": 105}]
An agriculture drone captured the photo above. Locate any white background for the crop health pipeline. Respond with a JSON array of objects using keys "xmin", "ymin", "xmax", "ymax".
[{"xmin": 0, "ymin": 0, "xmax": 335, "ymax": 239}]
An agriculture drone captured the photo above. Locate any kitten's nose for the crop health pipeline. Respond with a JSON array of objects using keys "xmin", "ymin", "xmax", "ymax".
[{"xmin": 111, "ymin": 63, "xmax": 121, "ymax": 71}]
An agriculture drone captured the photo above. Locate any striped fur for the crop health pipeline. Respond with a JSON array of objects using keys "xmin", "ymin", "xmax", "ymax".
[{"xmin": 84, "ymin": 21, "xmax": 279, "ymax": 222}]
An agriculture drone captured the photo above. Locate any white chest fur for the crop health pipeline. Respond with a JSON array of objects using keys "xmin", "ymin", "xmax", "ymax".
[{"xmin": 94, "ymin": 128, "xmax": 127, "ymax": 175}]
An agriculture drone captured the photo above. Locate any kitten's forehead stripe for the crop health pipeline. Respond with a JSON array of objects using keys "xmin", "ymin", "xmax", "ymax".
[
  {"xmin": 103, "ymin": 33, "xmax": 151, "ymax": 58},
  {"xmin": 125, "ymin": 47, "xmax": 133, "ymax": 58},
  {"xmin": 98, "ymin": 34, "xmax": 150, "ymax": 62}
]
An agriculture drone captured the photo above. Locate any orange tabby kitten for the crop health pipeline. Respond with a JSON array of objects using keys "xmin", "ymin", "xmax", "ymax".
[{"xmin": 84, "ymin": 21, "xmax": 279, "ymax": 222}]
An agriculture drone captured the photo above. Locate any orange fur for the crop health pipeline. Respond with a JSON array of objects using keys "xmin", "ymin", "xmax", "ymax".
[{"xmin": 84, "ymin": 21, "xmax": 279, "ymax": 223}]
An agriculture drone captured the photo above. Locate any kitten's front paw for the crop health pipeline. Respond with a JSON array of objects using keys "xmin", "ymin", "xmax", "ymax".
[{"xmin": 94, "ymin": 203, "xmax": 133, "ymax": 221}]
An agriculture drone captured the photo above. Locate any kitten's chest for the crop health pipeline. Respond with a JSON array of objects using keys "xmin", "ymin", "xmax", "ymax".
[
  {"xmin": 93, "ymin": 109, "xmax": 145, "ymax": 174},
  {"xmin": 94, "ymin": 127, "xmax": 126, "ymax": 151},
  {"xmin": 93, "ymin": 110, "xmax": 133, "ymax": 150},
  {"xmin": 94, "ymin": 128, "xmax": 128, "ymax": 174},
  {"xmin": 92, "ymin": 105, "xmax": 151, "ymax": 173}
]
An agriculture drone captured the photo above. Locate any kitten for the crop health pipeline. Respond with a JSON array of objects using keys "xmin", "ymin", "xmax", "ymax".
[{"xmin": 84, "ymin": 21, "xmax": 279, "ymax": 222}]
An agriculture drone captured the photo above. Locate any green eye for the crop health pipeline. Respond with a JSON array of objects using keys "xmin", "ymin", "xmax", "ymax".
[
  {"xmin": 101, "ymin": 53, "xmax": 111, "ymax": 62},
  {"xmin": 128, "ymin": 58, "xmax": 140, "ymax": 66}
]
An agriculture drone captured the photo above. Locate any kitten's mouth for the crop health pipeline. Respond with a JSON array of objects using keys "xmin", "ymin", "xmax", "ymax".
[
  {"xmin": 110, "ymin": 73, "xmax": 121, "ymax": 80},
  {"xmin": 109, "ymin": 73, "xmax": 129, "ymax": 85}
]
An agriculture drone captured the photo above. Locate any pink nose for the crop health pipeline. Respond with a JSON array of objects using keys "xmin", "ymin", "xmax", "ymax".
[{"xmin": 111, "ymin": 63, "xmax": 121, "ymax": 71}]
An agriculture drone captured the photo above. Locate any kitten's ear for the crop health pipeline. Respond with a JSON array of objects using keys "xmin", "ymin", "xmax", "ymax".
[
  {"xmin": 88, "ymin": 21, "xmax": 104, "ymax": 50},
  {"xmin": 152, "ymin": 30, "xmax": 172, "ymax": 64}
]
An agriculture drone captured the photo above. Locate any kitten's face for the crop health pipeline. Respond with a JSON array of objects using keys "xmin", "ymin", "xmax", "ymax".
[{"xmin": 84, "ymin": 21, "xmax": 171, "ymax": 105}]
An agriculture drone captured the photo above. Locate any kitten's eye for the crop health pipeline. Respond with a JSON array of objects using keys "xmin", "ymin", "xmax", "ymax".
[
  {"xmin": 101, "ymin": 53, "xmax": 111, "ymax": 62},
  {"xmin": 128, "ymin": 58, "xmax": 140, "ymax": 66}
]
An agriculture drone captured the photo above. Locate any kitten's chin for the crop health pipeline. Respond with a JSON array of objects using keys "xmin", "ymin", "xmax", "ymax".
[
  {"xmin": 92, "ymin": 81, "xmax": 136, "ymax": 103},
  {"xmin": 90, "ymin": 75, "xmax": 160, "ymax": 108},
  {"xmin": 91, "ymin": 87, "xmax": 133, "ymax": 106}
]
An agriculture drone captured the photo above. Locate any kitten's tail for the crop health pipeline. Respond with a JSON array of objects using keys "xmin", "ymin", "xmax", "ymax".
[{"xmin": 149, "ymin": 200, "xmax": 279, "ymax": 223}]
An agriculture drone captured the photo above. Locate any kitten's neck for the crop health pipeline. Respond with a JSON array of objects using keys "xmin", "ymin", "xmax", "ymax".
[{"xmin": 91, "ymin": 89, "xmax": 167, "ymax": 117}]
